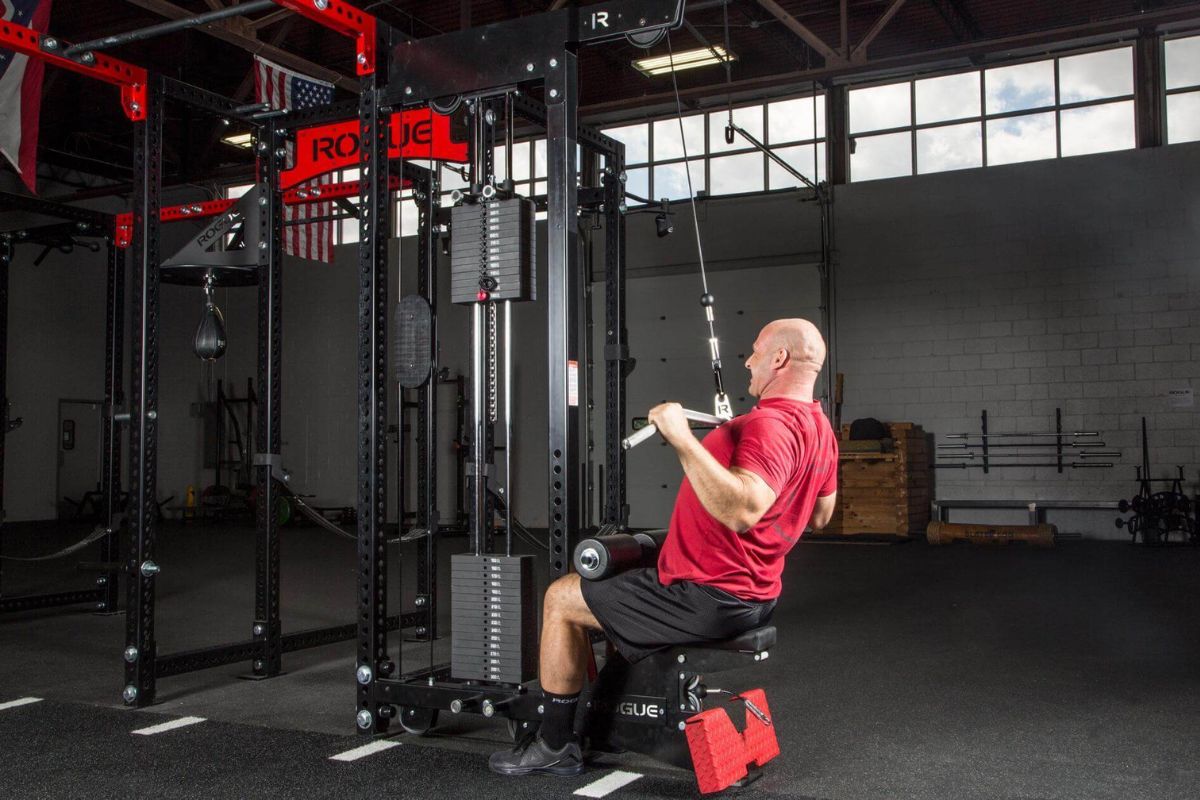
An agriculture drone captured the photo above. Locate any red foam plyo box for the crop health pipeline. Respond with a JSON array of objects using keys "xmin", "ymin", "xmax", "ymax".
[
  {"xmin": 685, "ymin": 708, "xmax": 749, "ymax": 794},
  {"xmin": 739, "ymin": 689, "xmax": 780, "ymax": 767}
]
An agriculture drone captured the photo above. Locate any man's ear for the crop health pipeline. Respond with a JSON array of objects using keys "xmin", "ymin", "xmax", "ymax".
[{"xmin": 773, "ymin": 348, "xmax": 790, "ymax": 368}]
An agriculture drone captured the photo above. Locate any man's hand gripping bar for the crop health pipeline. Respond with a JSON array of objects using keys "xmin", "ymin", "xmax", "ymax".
[{"xmin": 622, "ymin": 409, "xmax": 729, "ymax": 451}]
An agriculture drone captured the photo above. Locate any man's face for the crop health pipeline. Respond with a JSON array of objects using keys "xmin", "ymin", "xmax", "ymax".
[{"xmin": 744, "ymin": 329, "xmax": 776, "ymax": 398}]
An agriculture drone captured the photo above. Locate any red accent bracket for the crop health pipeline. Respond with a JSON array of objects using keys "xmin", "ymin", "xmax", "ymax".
[
  {"xmin": 271, "ymin": 0, "xmax": 378, "ymax": 75},
  {"xmin": 0, "ymin": 22, "xmax": 149, "ymax": 121},
  {"xmin": 114, "ymin": 213, "xmax": 133, "ymax": 249}
]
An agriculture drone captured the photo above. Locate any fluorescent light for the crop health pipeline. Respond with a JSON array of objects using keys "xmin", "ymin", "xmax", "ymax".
[
  {"xmin": 221, "ymin": 132, "xmax": 254, "ymax": 150},
  {"xmin": 633, "ymin": 45, "xmax": 736, "ymax": 77}
]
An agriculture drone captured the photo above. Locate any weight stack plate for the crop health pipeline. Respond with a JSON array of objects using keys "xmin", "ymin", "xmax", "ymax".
[
  {"xmin": 449, "ymin": 198, "xmax": 536, "ymax": 305},
  {"xmin": 451, "ymin": 554, "xmax": 537, "ymax": 683}
]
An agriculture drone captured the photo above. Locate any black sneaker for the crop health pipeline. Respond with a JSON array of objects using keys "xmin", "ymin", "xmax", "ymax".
[{"xmin": 489, "ymin": 736, "xmax": 585, "ymax": 777}]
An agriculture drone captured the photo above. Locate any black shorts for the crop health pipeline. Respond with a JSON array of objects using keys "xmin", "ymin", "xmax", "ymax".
[{"xmin": 579, "ymin": 568, "xmax": 776, "ymax": 663}]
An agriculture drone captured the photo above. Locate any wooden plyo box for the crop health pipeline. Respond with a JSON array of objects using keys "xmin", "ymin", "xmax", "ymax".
[{"xmin": 821, "ymin": 423, "xmax": 930, "ymax": 536}]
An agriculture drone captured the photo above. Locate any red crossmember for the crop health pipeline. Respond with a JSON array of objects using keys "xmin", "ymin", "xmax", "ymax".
[
  {"xmin": 0, "ymin": 20, "xmax": 147, "ymax": 121},
  {"xmin": 270, "ymin": 0, "xmax": 377, "ymax": 75},
  {"xmin": 112, "ymin": 176, "xmax": 407, "ymax": 248},
  {"xmin": 684, "ymin": 689, "xmax": 779, "ymax": 795}
]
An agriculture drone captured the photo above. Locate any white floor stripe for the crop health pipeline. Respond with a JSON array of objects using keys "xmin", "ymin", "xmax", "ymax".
[
  {"xmin": 0, "ymin": 697, "xmax": 42, "ymax": 711},
  {"xmin": 574, "ymin": 770, "xmax": 643, "ymax": 798},
  {"xmin": 131, "ymin": 716, "xmax": 206, "ymax": 736},
  {"xmin": 328, "ymin": 740, "xmax": 402, "ymax": 762}
]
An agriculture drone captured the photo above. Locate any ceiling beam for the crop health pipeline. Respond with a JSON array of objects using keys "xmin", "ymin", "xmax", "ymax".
[
  {"xmin": 930, "ymin": 0, "xmax": 983, "ymax": 42},
  {"xmin": 851, "ymin": 0, "xmax": 907, "ymax": 62},
  {"xmin": 754, "ymin": 0, "xmax": 848, "ymax": 65},
  {"xmin": 122, "ymin": 0, "xmax": 360, "ymax": 91},
  {"xmin": 244, "ymin": 7, "xmax": 291, "ymax": 32}
]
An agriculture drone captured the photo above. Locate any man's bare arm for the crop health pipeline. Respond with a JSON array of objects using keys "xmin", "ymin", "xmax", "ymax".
[
  {"xmin": 809, "ymin": 493, "xmax": 837, "ymax": 530},
  {"xmin": 673, "ymin": 436, "xmax": 777, "ymax": 533}
]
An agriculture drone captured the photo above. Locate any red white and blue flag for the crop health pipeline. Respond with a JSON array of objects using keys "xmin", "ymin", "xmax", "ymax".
[
  {"xmin": 254, "ymin": 56, "xmax": 336, "ymax": 263},
  {"xmin": 0, "ymin": 0, "xmax": 53, "ymax": 195}
]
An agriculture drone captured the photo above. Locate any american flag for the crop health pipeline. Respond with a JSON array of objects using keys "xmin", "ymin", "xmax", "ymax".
[
  {"xmin": 254, "ymin": 56, "xmax": 336, "ymax": 263},
  {"xmin": 0, "ymin": 0, "xmax": 53, "ymax": 195}
]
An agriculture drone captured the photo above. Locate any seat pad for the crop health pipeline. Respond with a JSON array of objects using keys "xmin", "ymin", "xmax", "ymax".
[{"xmin": 701, "ymin": 625, "xmax": 775, "ymax": 652}]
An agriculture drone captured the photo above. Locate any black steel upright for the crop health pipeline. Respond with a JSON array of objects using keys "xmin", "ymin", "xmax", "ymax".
[
  {"xmin": 99, "ymin": 239, "xmax": 125, "ymax": 612},
  {"xmin": 125, "ymin": 74, "xmax": 165, "ymax": 707},
  {"xmin": 414, "ymin": 168, "xmax": 440, "ymax": 640},
  {"xmin": 0, "ymin": 238, "xmax": 8, "ymax": 590},
  {"xmin": 356, "ymin": 65, "xmax": 392, "ymax": 734},
  {"xmin": 546, "ymin": 49, "xmax": 581, "ymax": 576},
  {"xmin": 603, "ymin": 152, "xmax": 628, "ymax": 528},
  {"xmin": 253, "ymin": 133, "xmax": 285, "ymax": 678}
]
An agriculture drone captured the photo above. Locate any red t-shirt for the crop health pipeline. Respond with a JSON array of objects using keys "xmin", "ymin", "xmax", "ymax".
[{"xmin": 657, "ymin": 398, "xmax": 839, "ymax": 601}]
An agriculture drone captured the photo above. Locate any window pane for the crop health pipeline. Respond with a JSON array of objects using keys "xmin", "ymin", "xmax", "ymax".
[
  {"xmin": 767, "ymin": 143, "xmax": 826, "ymax": 188},
  {"xmin": 654, "ymin": 115, "xmax": 705, "ymax": 161},
  {"xmin": 534, "ymin": 180, "xmax": 547, "ymax": 196},
  {"xmin": 653, "ymin": 159, "xmax": 705, "ymax": 200},
  {"xmin": 1165, "ymin": 36, "xmax": 1200, "ymax": 90},
  {"xmin": 226, "ymin": 183, "xmax": 253, "ymax": 199},
  {"xmin": 768, "ymin": 96, "xmax": 822, "ymax": 143},
  {"xmin": 533, "ymin": 139, "xmax": 546, "ymax": 178},
  {"xmin": 849, "ymin": 82, "xmax": 910, "ymax": 133},
  {"xmin": 915, "ymin": 72, "xmax": 980, "ymax": 124},
  {"xmin": 985, "ymin": 111, "xmax": 1056, "ymax": 165},
  {"xmin": 850, "ymin": 131, "xmax": 912, "ymax": 181},
  {"xmin": 710, "ymin": 152, "xmax": 763, "ymax": 194},
  {"xmin": 341, "ymin": 167, "xmax": 360, "ymax": 182},
  {"xmin": 439, "ymin": 163, "xmax": 467, "ymax": 192},
  {"xmin": 494, "ymin": 145, "xmax": 508, "ymax": 182},
  {"xmin": 340, "ymin": 214, "xmax": 357, "ymax": 245},
  {"xmin": 625, "ymin": 167, "xmax": 649, "ymax": 200},
  {"xmin": 1060, "ymin": 100, "xmax": 1134, "ymax": 157},
  {"xmin": 985, "ymin": 60, "xmax": 1054, "ymax": 114},
  {"xmin": 1167, "ymin": 91, "xmax": 1200, "ymax": 143},
  {"xmin": 1059, "ymin": 48, "xmax": 1132, "ymax": 104},
  {"xmin": 709, "ymin": 105, "xmax": 764, "ymax": 154},
  {"xmin": 603, "ymin": 123, "xmax": 649, "ymax": 164},
  {"xmin": 917, "ymin": 122, "xmax": 982, "ymax": 174},
  {"xmin": 510, "ymin": 142, "xmax": 531, "ymax": 181}
]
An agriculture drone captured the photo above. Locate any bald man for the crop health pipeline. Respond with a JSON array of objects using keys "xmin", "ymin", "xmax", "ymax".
[{"xmin": 490, "ymin": 318, "xmax": 839, "ymax": 777}]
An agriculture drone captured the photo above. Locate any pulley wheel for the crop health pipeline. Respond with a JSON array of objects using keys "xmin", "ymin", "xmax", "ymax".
[{"xmin": 398, "ymin": 706, "xmax": 438, "ymax": 735}]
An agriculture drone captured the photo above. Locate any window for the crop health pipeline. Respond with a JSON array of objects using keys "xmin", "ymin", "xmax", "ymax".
[
  {"xmin": 601, "ymin": 93, "xmax": 826, "ymax": 202},
  {"xmin": 849, "ymin": 46, "xmax": 1136, "ymax": 182},
  {"xmin": 1165, "ymin": 34, "xmax": 1200, "ymax": 143}
]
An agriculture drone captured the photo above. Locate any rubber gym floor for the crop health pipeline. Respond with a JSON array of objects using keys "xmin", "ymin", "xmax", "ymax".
[{"xmin": 1, "ymin": 522, "xmax": 1198, "ymax": 800}]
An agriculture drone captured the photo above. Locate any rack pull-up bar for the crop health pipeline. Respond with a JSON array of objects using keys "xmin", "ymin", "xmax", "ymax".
[{"xmin": 63, "ymin": 0, "xmax": 277, "ymax": 57}]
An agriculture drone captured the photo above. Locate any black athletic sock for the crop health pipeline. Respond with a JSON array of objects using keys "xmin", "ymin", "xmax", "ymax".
[{"xmin": 540, "ymin": 690, "xmax": 580, "ymax": 749}]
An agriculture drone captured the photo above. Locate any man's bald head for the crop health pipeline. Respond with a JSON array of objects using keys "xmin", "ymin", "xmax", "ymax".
[
  {"xmin": 762, "ymin": 318, "xmax": 826, "ymax": 373},
  {"xmin": 744, "ymin": 318, "xmax": 826, "ymax": 401}
]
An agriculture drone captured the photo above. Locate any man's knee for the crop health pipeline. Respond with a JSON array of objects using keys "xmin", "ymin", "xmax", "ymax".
[{"xmin": 544, "ymin": 573, "xmax": 581, "ymax": 615}]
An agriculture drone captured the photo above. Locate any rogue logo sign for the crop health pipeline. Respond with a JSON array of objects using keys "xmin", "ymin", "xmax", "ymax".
[
  {"xmin": 282, "ymin": 108, "xmax": 468, "ymax": 189},
  {"xmin": 616, "ymin": 700, "xmax": 664, "ymax": 720}
]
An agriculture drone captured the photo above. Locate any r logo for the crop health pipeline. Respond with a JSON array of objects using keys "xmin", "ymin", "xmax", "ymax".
[{"xmin": 592, "ymin": 11, "xmax": 609, "ymax": 28}]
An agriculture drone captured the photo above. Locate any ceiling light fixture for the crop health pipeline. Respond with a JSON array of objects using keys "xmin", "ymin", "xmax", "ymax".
[
  {"xmin": 632, "ymin": 45, "xmax": 736, "ymax": 77},
  {"xmin": 220, "ymin": 132, "xmax": 254, "ymax": 150}
]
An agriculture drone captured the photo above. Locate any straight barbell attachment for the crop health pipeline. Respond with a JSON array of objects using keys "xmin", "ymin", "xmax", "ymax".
[{"xmin": 622, "ymin": 408, "xmax": 729, "ymax": 451}]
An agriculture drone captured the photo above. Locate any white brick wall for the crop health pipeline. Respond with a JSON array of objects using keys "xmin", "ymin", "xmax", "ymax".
[{"xmin": 836, "ymin": 143, "xmax": 1200, "ymax": 536}]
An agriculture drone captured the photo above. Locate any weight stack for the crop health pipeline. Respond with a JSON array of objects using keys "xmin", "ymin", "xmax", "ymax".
[
  {"xmin": 451, "ymin": 554, "xmax": 537, "ymax": 683},
  {"xmin": 450, "ymin": 198, "xmax": 536, "ymax": 305}
]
